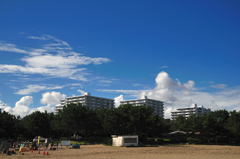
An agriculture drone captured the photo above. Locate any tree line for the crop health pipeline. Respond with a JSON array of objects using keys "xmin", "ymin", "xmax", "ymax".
[{"xmin": 0, "ymin": 104, "xmax": 240, "ymax": 145}]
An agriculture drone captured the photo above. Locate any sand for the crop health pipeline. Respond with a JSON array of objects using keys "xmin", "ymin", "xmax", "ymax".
[{"xmin": 1, "ymin": 144, "xmax": 240, "ymax": 159}]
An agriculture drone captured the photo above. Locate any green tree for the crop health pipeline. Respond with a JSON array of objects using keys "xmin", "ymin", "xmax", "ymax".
[
  {"xmin": 21, "ymin": 111, "xmax": 54, "ymax": 139},
  {"xmin": 202, "ymin": 110, "xmax": 230, "ymax": 144},
  {"xmin": 58, "ymin": 103, "xmax": 102, "ymax": 137},
  {"xmin": 0, "ymin": 111, "xmax": 19, "ymax": 139},
  {"xmin": 171, "ymin": 116, "xmax": 188, "ymax": 131},
  {"xmin": 226, "ymin": 111, "xmax": 240, "ymax": 144},
  {"xmin": 100, "ymin": 104, "xmax": 166, "ymax": 138}
]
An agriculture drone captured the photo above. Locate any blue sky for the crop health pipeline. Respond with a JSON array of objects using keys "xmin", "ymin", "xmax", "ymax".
[{"xmin": 0, "ymin": 0, "xmax": 240, "ymax": 117}]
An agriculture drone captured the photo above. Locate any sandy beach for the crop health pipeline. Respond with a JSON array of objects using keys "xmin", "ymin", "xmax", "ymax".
[{"xmin": 1, "ymin": 144, "xmax": 240, "ymax": 159}]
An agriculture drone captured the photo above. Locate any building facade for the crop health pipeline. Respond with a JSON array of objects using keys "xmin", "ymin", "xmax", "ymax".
[
  {"xmin": 120, "ymin": 96, "xmax": 164, "ymax": 117},
  {"xmin": 171, "ymin": 104, "xmax": 211, "ymax": 119},
  {"xmin": 55, "ymin": 93, "xmax": 114, "ymax": 113}
]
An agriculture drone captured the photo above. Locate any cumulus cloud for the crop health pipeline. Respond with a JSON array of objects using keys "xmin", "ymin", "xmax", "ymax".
[
  {"xmin": 1, "ymin": 96, "xmax": 33, "ymax": 117},
  {"xmin": 99, "ymin": 71, "xmax": 240, "ymax": 118},
  {"xmin": 141, "ymin": 72, "xmax": 240, "ymax": 118},
  {"xmin": 114, "ymin": 95, "xmax": 124, "ymax": 107},
  {"xmin": 40, "ymin": 91, "xmax": 66, "ymax": 106},
  {"xmin": 0, "ymin": 91, "xmax": 66, "ymax": 117},
  {"xmin": 139, "ymin": 72, "xmax": 195, "ymax": 103},
  {"xmin": 0, "ymin": 100, "xmax": 12, "ymax": 112},
  {"xmin": 29, "ymin": 92, "xmax": 66, "ymax": 113},
  {"xmin": 0, "ymin": 34, "xmax": 110, "ymax": 81},
  {"xmin": 0, "ymin": 96, "xmax": 33, "ymax": 117},
  {"xmin": 13, "ymin": 96, "xmax": 33, "ymax": 116}
]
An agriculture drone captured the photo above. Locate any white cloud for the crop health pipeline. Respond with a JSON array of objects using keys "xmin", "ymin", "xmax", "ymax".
[
  {"xmin": 32, "ymin": 105, "xmax": 54, "ymax": 113},
  {"xmin": 40, "ymin": 91, "xmax": 66, "ymax": 106},
  {"xmin": 210, "ymin": 84, "xmax": 227, "ymax": 89},
  {"xmin": 32, "ymin": 91, "xmax": 66, "ymax": 113},
  {"xmin": 0, "ymin": 96, "xmax": 33, "ymax": 117},
  {"xmin": 0, "ymin": 100, "xmax": 12, "ymax": 112},
  {"xmin": 77, "ymin": 89, "xmax": 87, "ymax": 95},
  {"xmin": 98, "ymin": 79, "xmax": 113, "ymax": 84},
  {"xmin": 16, "ymin": 83, "xmax": 84, "ymax": 95},
  {"xmin": 0, "ymin": 92, "xmax": 65, "ymax": 117},
  {"xmin": 22, "ymin": 54, "xmax": 110, "ymax": 69},
  {"xmin": 183, "ymin": 80, "xmax": 195, "ymax": 90},
  {"xmin": 0, "ymin": 100, "xmax": 7, "ymax": 107},
  {"xmin": 15, "ymin": 84, "xmax": 63, "ymax": 95},
  {"xmin": 0, "ymin": 35, "xmax": 110, "ymax": 81},
  {"xmin": 0, "ymin": 42, "xmax": 29, "ymax": 54},
  {"xmin": 1, "ymin": 96, "xmax": 33, "ymax": 117},
  {"xmin": 99, "ymin": 89, "xmax": 141, "ymax": 97},
  {"xmin": 140, "ymin": 72, "xmax": 240, "ymax": 118},
  {"xmin": 28, "ymin": 36, "xmax": 49, "ymax": 40},
  {"xmin": 13, "ymin": 96, "xmax": 33, "ymax": 116},
  {"xmin": 114, "ymin": 95, "xmax": 124, "ymax": 107},
  {"xmin": 28, "ymin": 35, "xmax": 72, "ymax": 53},
  {"xmin": 99, "ymin": 71, "xmax": 240, "ymax": 118}
]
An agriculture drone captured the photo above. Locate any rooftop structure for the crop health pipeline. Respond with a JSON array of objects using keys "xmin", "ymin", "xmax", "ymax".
[
  {"xmin": 55, "ymin": 93, "xmax": 114, "ymax": 113},
  {"xmin": 120, "ymin": 96, "xmax": 164, "ymax": 117},
  {"xmin": 171, "ymin": 104, "xmax": 211, "ymax": 119}
]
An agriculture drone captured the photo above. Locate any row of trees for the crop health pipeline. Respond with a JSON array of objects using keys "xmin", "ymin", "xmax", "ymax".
[
  {"xmin": 0, "ymin": 104, "xmax": 240, "ymax": 145},
  {"xmin": 171, "ymin": 110, "xmax": 240, "ymax": 144}
]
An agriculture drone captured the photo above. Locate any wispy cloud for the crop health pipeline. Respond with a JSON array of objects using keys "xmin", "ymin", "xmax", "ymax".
[
  {"xmin": 15, "ymin": 84, "xmax": 63, "ymax": 95},
  {"xmin": 98, "ymin": 79, "xmax": 113, "ymax": 84},
  {"xmin": 0, "ymin": 42, "xmax": 29, "ymax": 54},
  {"xmin": 15, "ymin": 83, "xmax": 83, "ymax": 95},
  {"xmin": 0, "ymin": 64, "xmax": 87, "ymax": 80},
  {"xmin": 0, "ymin": 34, "xmax": 110, "ymax": 81},
  {"xmin": 210, "ymin": 84, "xmax": 227, "ymax": 89},
  {"xmin": 77, "ymin": 89, "xmax": 87, "ymax": 95},
  {"xmin": 160, "ymin": 65, "xmax": 169, "ymax": 69},
  {"xmin": 98, "ymin": 89, "xmax": 144, "ymax": 98}
]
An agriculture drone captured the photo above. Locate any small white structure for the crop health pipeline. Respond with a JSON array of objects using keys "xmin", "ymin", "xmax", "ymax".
[
  {"xmin": 61, "ymin": 140, "xmax": 71, "ymax": 146},
  {"xmin": 112, "ymin": 135, "xmax": 138, "ymax": 147}
]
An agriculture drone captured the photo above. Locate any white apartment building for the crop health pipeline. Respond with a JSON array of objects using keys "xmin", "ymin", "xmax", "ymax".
[
  {"xmin": 171, "ymin": 104, "xmax": 211, "ymax": 119},
  {"xmin": 55, "ymin": 93, "xmax": 114, "ymax": 113},
  {"xmin": 120, "ymin": 96, "xmax": 164, "ymax": 117}
]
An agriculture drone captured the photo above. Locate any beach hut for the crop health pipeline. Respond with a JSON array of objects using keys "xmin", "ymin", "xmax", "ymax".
[
  {"xmin": 60, "ymin": 140, "xmax": 71, "ymax": 146},
  {"xmin": 112, "ymin": 135, "xmax": 138, "ymax": 147}
]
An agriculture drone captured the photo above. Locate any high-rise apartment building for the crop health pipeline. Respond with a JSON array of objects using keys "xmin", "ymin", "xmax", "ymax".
[
  {"xmin": 171, "ymin": 104, "xmax": 211, "ymax": 119},
  {"xmin": 120, "ymin": 96, "xmax": 164, "ymax": 117},
  {"xmin": 55, "ymin": 93, "xmax": 114, "ymax": 113}
]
